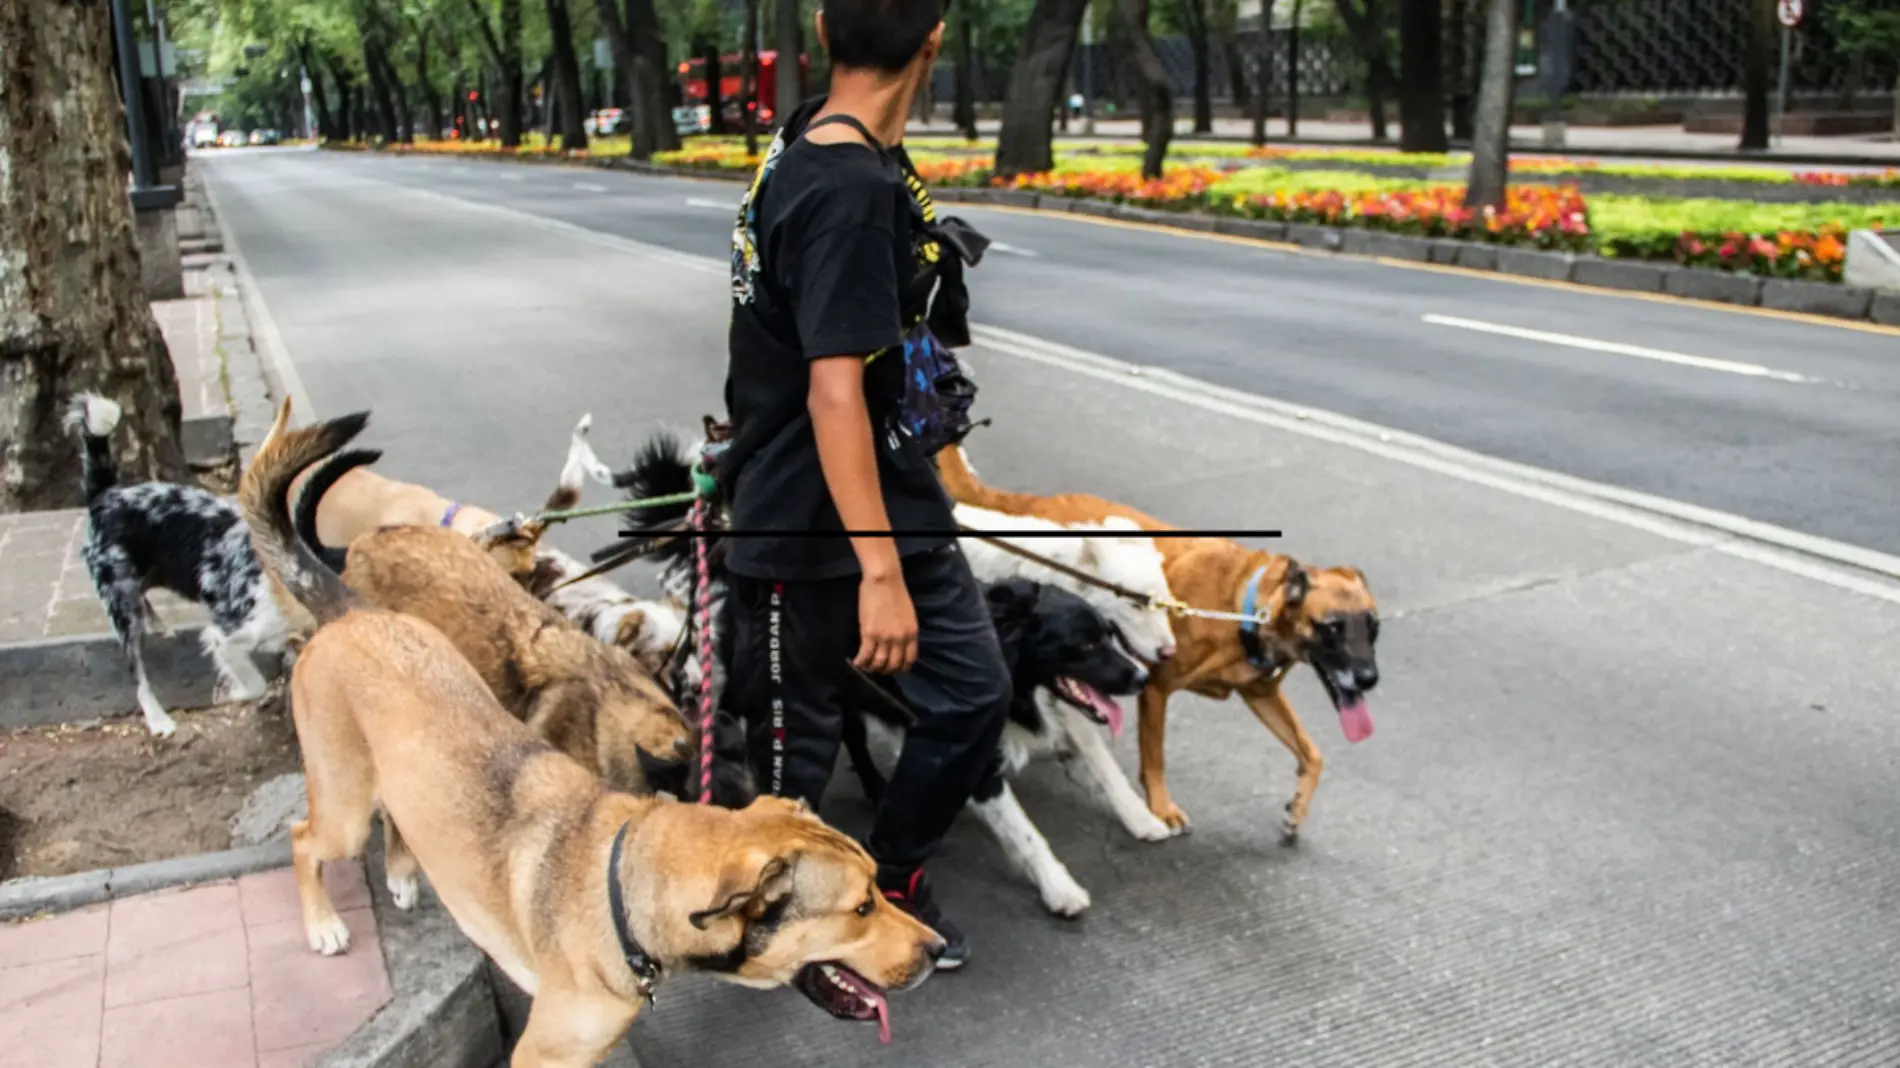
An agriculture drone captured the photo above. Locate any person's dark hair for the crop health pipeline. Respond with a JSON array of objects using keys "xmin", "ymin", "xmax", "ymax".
[{"xmin": 822, "ymin": 0, "xmax": 946, "ymax": 72}]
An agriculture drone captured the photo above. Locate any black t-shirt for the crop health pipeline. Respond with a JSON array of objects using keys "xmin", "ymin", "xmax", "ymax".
[{"xmin": 722, "ymin": 106, "xmax": 957, "ymax": 582}]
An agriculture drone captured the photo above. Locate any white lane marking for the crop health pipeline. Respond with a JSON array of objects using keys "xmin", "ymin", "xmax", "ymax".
[
  {"xmin": 319, "ymin": 174, "xmax": 1900, "ymax": 604},
  {"xmin": 498, "ymin": 173, "xmax": 524, "ymax": 181},
  {"xmin": 194, "ymin": 164, "xmax": 317, "ymax": 425},
  {"xmin": 574, "ymin": 182, "xmax": 607, "ymax": 193},
  {"xmin": 685, "ymin": 197, "xmax": 735, "ymax": 211},
  {"xmin": 1422, "ymin": 313, "xmax": 1817, "ymax": 384},
  {"xmin": 971, "ymin": 323, "xmax": 1900, "ymax": 604},
  {"xmin": 990, "ymin": 242, "xmax": 1039, "ymax": 258}
]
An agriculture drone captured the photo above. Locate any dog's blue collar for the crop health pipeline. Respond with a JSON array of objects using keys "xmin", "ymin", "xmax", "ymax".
[
  {"xmin": 1238, "ymin": 566, "xmax": 1288, "ymax": 675},
  {"xmin": 441, "ymin": 502, "xmax": 463, "ymax": 528}
]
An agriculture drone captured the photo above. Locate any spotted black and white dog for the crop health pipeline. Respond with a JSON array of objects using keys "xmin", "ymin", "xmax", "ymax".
[{"xmin": 68, "ymin": 393, "xmax": 302, "ymax": 736}]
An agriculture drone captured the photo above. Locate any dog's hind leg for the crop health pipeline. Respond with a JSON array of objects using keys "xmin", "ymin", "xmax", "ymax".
[
  {"xmin": 1057, "ymin": 704, "xmax": 1174, "ymax": 843},
  {"xmin": 968, "ymin": 775, "xmax": 1091, "ymax": 918},
  {"xmin": 99, "ymin": 573, "xmax": 176, "ymax": 738},
  {"xmin": 380, "ymin": 811, "xmax": 421, "ymax": 910},
  {"xmin": 1240, "ymin": 682, "xmax": 1324, "ymax": 843},
  {"xmin": 206, "ymin": 624, "xmax": 272, "ymax": 703}
]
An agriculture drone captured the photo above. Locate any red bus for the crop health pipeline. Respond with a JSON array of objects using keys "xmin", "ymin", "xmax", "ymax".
[{"xmin": 673, "ymin": 50, "xmax": 809, "ymax": 134}]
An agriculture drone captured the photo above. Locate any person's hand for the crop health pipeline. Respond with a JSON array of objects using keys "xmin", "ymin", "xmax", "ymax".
[{"xmin": 855, "ymin": 571, "xmax": 918, "ymax": 674}]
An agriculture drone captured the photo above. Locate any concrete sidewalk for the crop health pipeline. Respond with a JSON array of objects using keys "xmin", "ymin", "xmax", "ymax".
[{"xmin": 0, "ymin": 861, "xmax": 391, "ymax": 1068}]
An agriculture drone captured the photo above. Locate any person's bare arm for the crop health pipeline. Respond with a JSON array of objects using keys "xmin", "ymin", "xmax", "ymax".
[{"xmin": 809, "ymin": 355, "xmax": 918, "ymax": 673}]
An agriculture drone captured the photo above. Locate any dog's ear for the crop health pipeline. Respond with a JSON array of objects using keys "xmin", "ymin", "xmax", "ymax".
[
  {"xmin": 1280, "ymin": 562, "xmax": 1309, "ymax": 614},
  {"xmin": 1344, "ymin": 566, "xmax": 1369, "ymax": 588},
  {"xmin": 690, "ymin": 850, "xmax": 797, "ymax": 929}
]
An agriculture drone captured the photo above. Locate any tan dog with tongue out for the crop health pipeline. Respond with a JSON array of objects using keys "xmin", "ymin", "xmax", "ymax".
[{"xmin": 934, "ymin": 445, "xmax": 1383, "ymax": 842}]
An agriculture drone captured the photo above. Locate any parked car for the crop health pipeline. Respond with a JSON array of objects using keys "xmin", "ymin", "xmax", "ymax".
[
  {"xmin": 190, "ymin": 124, "xmax": 219, "ymax": 148},
  {"xmin": 584, "ymin": 108, "xmax": 631, "ymax": 136},
  {"xmin": 217, "ymin": 130, "xmax": 246, "ymax": 147},
  {"xmin": 250, "ymin": 129, "xmax": 281, "ymax": 146}
]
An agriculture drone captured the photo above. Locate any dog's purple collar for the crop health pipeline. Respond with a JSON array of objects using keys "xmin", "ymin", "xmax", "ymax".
[{"xmin": 441, "ymin": 502, "xmax": 463, "ymax": 528}]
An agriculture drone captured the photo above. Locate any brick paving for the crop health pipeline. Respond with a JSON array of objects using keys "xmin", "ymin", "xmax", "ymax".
[
  {"xmin": 0, "ymin": 511, "xmax": 205, "ymax": 645},
  {"xmin": 0, "ymin": 862, "xmax": 390, "ymax": 1068}
]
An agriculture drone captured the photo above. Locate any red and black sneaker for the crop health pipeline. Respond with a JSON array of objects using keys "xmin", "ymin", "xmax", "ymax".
[{"xmin": 878, "ymin": 866, "xmax": 967, "ymax": 971}]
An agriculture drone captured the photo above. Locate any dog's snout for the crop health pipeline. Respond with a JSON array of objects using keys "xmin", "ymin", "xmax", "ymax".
[
  {"xmin": 1155, "ymin": 644, "xmax": 1177, "ymax": 663},
  {"xmin": 925, "ymin": 936, "xmax": 948, "ymax": 964},
  {"xmin": 1353, "ymin": 664, "xmax": 1379, "ymax": 690},
  {"xmin": 673, "ymin": 737, "xmax": 693, "ymax": 759}
]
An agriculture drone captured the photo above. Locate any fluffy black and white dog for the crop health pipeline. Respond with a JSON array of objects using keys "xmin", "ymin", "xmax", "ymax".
[
  {"xmin": 601, "ymin": 432, "xmax": 1156, "ymax": 916},
  {"xmin": 68, "ymin": 393, "xmax": 300, "ymax": 737}
]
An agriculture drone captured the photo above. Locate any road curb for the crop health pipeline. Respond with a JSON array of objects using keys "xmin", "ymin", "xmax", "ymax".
[
  {"xmin": 0, "ymin": 842, "xmax": 291, "ymax": 921},
  {"xmin": 0, "ymin": 629, "xmax": 218, "ymax": 730}
]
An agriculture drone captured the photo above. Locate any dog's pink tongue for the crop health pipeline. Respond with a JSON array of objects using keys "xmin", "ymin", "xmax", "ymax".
[
  {"xmin": 871, "ymin": 990, "xmax": 891, "ymax": 1045},
  {"xmin": 1090, "ymin": 691, "xmax": 1126, "ymax": 739},
  {"xmin": 1337, "ymin": 698, "xmax": 1374, "ymax": 743}
]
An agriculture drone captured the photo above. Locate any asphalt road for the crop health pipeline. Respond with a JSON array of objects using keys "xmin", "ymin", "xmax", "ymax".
[
  {"xmin": 254, "ymin": 147, "xmax": 1900, "ymax": 559},
  {"xmin": 202, "ymin": 148, "xmax": 1900, "ymax": 1067}
]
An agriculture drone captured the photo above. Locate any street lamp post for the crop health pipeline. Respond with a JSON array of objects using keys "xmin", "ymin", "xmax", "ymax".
[{"xmin": 110, "ymin": 0, "xmax": 178, "ymax": 210}]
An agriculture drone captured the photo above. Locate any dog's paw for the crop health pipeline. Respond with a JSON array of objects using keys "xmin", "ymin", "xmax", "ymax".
[
  {"xmin": 1279, "ymin": 802, "xmax": 1304, "ymax": 846},
  {"xmin": 1124, "ymin": 811, "xmax": 1176, "ymax": 843},
  {"xmin": 306, "ymin": 915, "xmax": 352, "ymax": 955},
  {"xmin": 388, "ymin": 874, "xmax": 420, "ymax": 911},
  {"xmin": 1151, "ymin": 801, "xmax": 1193, "ymax": 836},
  {"xmin": 1040, "ymin": 877, "xmax": 1092, "ymax": 919},
  {"xmin": 144, "ymin": 713, "xmax": 179, "ymax": 739}
]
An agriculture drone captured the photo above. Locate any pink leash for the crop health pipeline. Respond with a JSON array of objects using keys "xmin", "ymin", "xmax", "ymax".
[{"xmin": 690, "ymin": 498, "xmax": 718, "ymax": 805}]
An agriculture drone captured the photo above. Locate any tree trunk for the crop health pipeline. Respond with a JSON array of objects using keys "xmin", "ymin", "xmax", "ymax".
[
  {"xmin": 0, "ymin": 0, "xmax": 186, "ymax": 510},
  {"xmin": 954, "ymin": 9, "xmax": 978, "ymax": 139},
  {"xmin": 414, "ymin": 31, "xmax": 445, "ymax": 140},
  {"xmin": 1464, "ymin": 0, "xmax": 1518, "ymax": 208},
  {"xmin": 498, "ymin": 0, "xmax": 524, "ymax": 146},
  {"xmin": 776, "ymin": 0, "xmax": 803, "ymax": 125},
  {"xmin": 1398, "ymin": 0, "xmax": 1447, "ymax": 151},
  {"xmin": 326, "ymin": 54, "xmax": 360, "ymax": 139},
  {"xmin": 298, "ymin": 39, "xmax": 338, "ymax": 141},
  {"xmin": 365, "ymin": 42, "xmax": 400, "ymax": 140},
  {"xmin": 995, "ymin": 0, "xmax": 1091, "ymax": 176},
  {"xmin": 1222, "ymin": 20, "xmax": 1249, "ymax": 109},
  {"xmin": 1740, "ymin": 0, "xmax": 1772, "ymax": 151},
  {"xmin": 381, "ymin": 47, "xmax": 414, "ymax": 142},
  {"xmin": 1287, "ymin": 0, "xmax": 1303, "ymax": 136},
  {"xmin": 742, "ymin": 0, "xmax": 761, "ymax": 154},
  {"xmin": 699, "ymin": 39, "xmax": 727, "ymax": 135},
  {"xmin": 1185, "ymin": 0, "xmax": 1213, "ymax": 133},
  {"xmin": 545, "ymin": 0, "xmax": 589, "ymax": 150},
  {"xmin": 1334, "ymin": 0, "xmax": 1394, "ymax": 141},
  {"xmin": 1447, "ymin": 0, "xmax": 1474, "ymax": 140},
  {"xmin": 1122, "ymin": 0, "xmax": 1174, "ymax": 178},
  {"xmin": 1251, "ymin": 16, "xmax": 1271, "ymax": 144},
  {"xmin": 595, "ymin": 0, "xmax": 677, "ymax": 158}
]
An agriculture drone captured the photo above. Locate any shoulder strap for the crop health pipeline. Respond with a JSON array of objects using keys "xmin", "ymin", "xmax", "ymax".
[{"xmin": 804, "ymin": 113, "xmax": 884, "ymax": 152}]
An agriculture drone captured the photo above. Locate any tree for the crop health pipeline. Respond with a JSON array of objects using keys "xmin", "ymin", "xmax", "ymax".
[
  {"xmin": 466, "ymin": 0, "xmax": 526, "ymax": 145},
  {"xmin": 1827, "ymin": 1, "xmax": 1900, "ymax": 138},
  {"xmin": 1739, "ymin": 0, "xmax": 1773, "ymax": 150},
  {"xmin": 995, "ymin": 0, "xmax": 1090, "ymax": 176},
  {"xmin": 1215, "ymin": 0, "xmax": 1249, "ymax": 110},
  {"xmin": 1446, "ymin": 0, "xmax": 1474, "ymax": 140},
  {"xmin": 1250, "ymin": 0, "xmax": 1271, "ymax": 145},
  {"xmin": 741, "ymin": 0, "xmax": 761, "ymax": 152},
  {"xmin": 409, "ymin": 20, "xmax": 447, "ymax": 140},
  {"xmin": 1171, "ymin": 0, "xmax": 1215, "ymax": 134},
  {"xmin": 1464, "ymin": 0, "xmax": 1517, "ymax": 208},
  {"xmin": 544, "ymin": 0, "xmax": 589, "ymax": 148},
  {"xmin": 1398, "ymin": 0, "xmax": 1447, "ymax": 151},
  {"xmin": 953, "ymin": 2, "xmax": 979, "ymax": 139},
  {"xmin": 0, "ymin": 0, "xmax": 187, "ymax": 511},
  {"xmin": 1286, "ymin": 0, "xmax": 1304, "ymax": 136},
  {"xmin": 775, "ymin": 0, "xmax": 803, "ymax": 124},
  {"xmin": 594, "ymin": 0, "xmax": 678, "ymax": 157},
  {"xmin": 1122, "ymin": 0, "xmax": 1175, "ymax": 178},
  {"xmin": 1333, "ymin": 0, "xmax": 1394, "ymax": 140}
]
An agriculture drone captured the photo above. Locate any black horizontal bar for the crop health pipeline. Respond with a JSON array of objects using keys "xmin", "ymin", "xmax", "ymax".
[{"xmin": 650, "ymin": 529, "xmax": 1284, "ymax": 539}]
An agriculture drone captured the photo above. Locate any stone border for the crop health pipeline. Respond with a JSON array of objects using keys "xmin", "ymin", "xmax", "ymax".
[
  {"xmin": 0, "ymin": 629, "xmax": 220, "ymax": 730},
  {"xmin": 0, "ymin": 841, "xmax": 290, "ymax": 922}
]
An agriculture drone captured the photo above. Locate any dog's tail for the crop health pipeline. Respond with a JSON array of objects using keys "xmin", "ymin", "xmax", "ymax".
[
  {"xmin": 603, "ymin": 430, "xmax": 715, "ymax": 569},
  {"xmin": 934, "ymin": 444, "xmax": 1047, "ymax": 516},
  {"xmin": 546, "ymin": 412, "xmax": 617, "ymax": 514},
  {"xmin": 290, "ymin": 448, "xmax": 384, "ymax": 574},
  {"xmin": 64, "ymin": 393, "xmax": 124, "ymax": 506},
  {"xmin": 240, "ymin": 399, "xmax": 370, "ymax": 626}
]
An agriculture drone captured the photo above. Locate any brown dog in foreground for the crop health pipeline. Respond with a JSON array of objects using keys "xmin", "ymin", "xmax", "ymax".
[
  {"xmin": 242, "ymin": 403, "xmax": 944, "ymax": 1066},
  {"xmin": 272, "ymin": 413, "xmax": 693, "ymax": 799},
  {"xmin": 935, "ymin": 446, "xmax": 1381, "ymax": 840}
]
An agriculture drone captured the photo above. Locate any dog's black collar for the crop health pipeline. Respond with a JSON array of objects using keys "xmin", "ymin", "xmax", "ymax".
[{"xmin": 608, "ymin": 821, "xmax": 663, "ymax": 1004}]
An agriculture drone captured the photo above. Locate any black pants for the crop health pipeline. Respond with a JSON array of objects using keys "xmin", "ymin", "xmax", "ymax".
[{"xmin": 724, "ymin": 543, "xmax": 1010, "ymax": 872}]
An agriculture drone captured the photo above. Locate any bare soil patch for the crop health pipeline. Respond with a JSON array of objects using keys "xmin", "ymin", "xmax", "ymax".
[{"xmin": 0, "ymin": 698, "xmax": 300, "ymax": 881}]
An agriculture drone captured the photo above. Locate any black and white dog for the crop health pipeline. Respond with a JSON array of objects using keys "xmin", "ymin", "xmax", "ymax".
[
  {"xmin": 600, "ymin": 432, "xmax": 1158, "ymax": 916},
  {"xmin": 67, "ymin": 394, "xmax": 302, "ymax": 736}
]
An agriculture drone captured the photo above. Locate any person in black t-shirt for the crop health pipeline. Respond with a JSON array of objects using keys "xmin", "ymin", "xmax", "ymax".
[{"xmin": 719, "ymin": 0, "xmax": 1003, "ymax": 970}]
